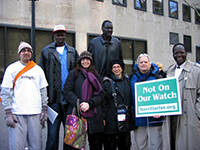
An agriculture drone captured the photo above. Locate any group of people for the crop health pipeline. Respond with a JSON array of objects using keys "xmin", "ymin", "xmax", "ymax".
[{"xmin": 1, "ymin": 20, "xmax": 200, "ymax": 150}]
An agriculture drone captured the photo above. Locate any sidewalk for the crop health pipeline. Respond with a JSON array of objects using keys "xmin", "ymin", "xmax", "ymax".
[{"xmin": 0, "ymin": 102, "xmax": 139, "ymax": 150}]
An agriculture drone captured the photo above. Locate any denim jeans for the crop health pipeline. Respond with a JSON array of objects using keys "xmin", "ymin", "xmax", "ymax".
[{"xmin": 45, "ymin": 103, "xmax": 67, "ymax": 150}]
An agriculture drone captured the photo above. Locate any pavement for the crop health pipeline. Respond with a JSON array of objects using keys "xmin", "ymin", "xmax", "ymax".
[
  {"xmin": 0, "ymin": 102, "xmax": 139, "ymax": 150},
  {"xmin": 0, "ymin": 102, "xmax": 65, "ymax": 150}
]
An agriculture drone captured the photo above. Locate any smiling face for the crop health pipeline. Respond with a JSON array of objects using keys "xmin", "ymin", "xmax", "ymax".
[
  {"xmin": 81, "ymin": 58, "xmax": 91, "ymax": 69},
  {"xmin": 173, "ymin": 45, "xmax": 187, "ymax": 66},
  {"xmin": 19, "ymin": 48, "xmax": 32, "ymax": 64},
  {"xmin": 138, "ymin": 56, "xmax": 151, "ymax": 74},
  {"xmin": 112, "ymin": 64, "xmax": 122, "ymax": 78},
  {"xmin": 102, "ymin": 22, "xmax": 113, "ymax": 41},
  {"xmin": 54, "ymin": 31, "xmax": 66, "ymax": 46}
]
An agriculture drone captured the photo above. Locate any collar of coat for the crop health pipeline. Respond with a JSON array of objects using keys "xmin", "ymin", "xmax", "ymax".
[
  {"xmin": 168, "ymin": 60, "xmax": 193, "ymax": 73},
  {"xmin": 100, "ymin": 35, "xmax": 114, "ymax": 45}
]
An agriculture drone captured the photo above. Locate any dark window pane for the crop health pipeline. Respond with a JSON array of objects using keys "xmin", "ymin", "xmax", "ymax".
[
  {"xmin": 184, "ymin": 35, "xmax": 191, "ymax": 53},
  {"xmin": 134, "ymin": 0, "xmax": 146, "ymax": 11},
  {"xmin": 121, "ymin": 39, "xmax": 133, "ymax": 75},
  {"xmin": 169, "ymin": 1, "xmax": 178, "ymax": 19},
  {"xmin": 195, "ymin": 8, "xmax": 200, "ymax": 24},
  {"xmin": 0, "ymin": 27, "xmax": 4, "ymax": 81},
  {"xmin": 121, "ymin": 39, "xmax": 133, "ymax": 60},
  {"xmin": 183, "ymin": 4, "xmax": 191, "ymax": 22},
  {"xmin": 87, "ymin": 34, "xmax": 100, "ymax": 48},
  {"xmin": 112, "ymin": 0, "xmax": 127, "ymax": 7},
  {"xmin": 196, "ymin": 46, "xmax": 200, "ymax": 62},
  {"xmin": 35, "ymin": 30, "xmax": 53, "ymax": 63},
  {"xmin": 65, "ymin": 33, "xmax": 75, "ymax": 48},
  {"xmin": 134, "ymin": 40, "xmax": 147, "ymax": 63},
  {"xmin": 170, "ymin": 32, "xmax": 179, "ymax": 44},
  {"xmin": 153, "ymin": 0, "xmax": 163, "ymax": 15},
  {"xmin": 7, "ymin": 28, "xmax": 30, "ymax": 67}
]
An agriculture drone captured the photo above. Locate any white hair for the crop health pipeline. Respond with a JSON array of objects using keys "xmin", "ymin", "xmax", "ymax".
[{"xmin": 136, "ymin": 53, "xmax": 152, "ymax": 64}]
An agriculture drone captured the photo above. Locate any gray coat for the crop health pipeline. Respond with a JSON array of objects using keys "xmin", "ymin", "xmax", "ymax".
[{"xmin": 167, "ymin": 60, "xmax": 200, "ymax": 150}]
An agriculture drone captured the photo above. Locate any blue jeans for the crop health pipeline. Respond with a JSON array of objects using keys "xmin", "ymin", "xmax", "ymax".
[{"xmin": 45, "ymin": 103, "xmax": 67, "ymax": 150}]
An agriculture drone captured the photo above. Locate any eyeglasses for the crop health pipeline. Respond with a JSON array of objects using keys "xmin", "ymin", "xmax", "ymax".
[
  {"xmin": 112, "ymin": 66, "xmax": 121, "ymax": 69},
  {"xmin": 21, "ymin": 49, "xmax": 32, "ymax": 53},
  {"xmin": 81, "ymin": 58, "xmax": 90, "ymax": 61}
]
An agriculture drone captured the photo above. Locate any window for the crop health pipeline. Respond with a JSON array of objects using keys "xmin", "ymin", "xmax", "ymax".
[
  {"xmin": 196, "ymin": 46, "xmax": 200, "ymax": 62},
  {"xmin": 153, "ymin": 0, "xmax": 163, "ymax": 15},
  {"xmin": 7, "ymin": 28, "xmax": 30, "ymax": 66},
  {"xmin": 169, "ymin": 0, "xmax": 178, "ymax": 19},
  {"xmin": 133, "ymin": 40, "xmax": 147, "ymax": 63},
  {"xmin": 112, "ymin": 0, "xmax": 127, "ymax": 7},
  {"xmin": 121, "ymin": 39, "xmax": 133, "ymax": 74},
  {"xmin": 169, "ymin": 32, "xmax": 179, "ymax": 44},
  {"xmin": 134, "ymin": 0, "xmax": 146, "ymax": 11},
  {"xmin": 0, "ymin": 25, "xmax": 75, "ymax": 70},
  {"xmin": 183, "ymin": 35, "xmax": 191, "ymax": 53},
  {"xmin": 96, "ymin": 0, "xmax": 103, "ymax": 2},
  {"xmin": 119, "ymin": 39, "xmax": 147, "ymax": 75},
  {"xmin": 0, "ymin": 27, "xmax": 4, "ymax": 82},
  {"xmin": 195, "ymin": 8, "xmax": 200, "ymax": 25},
  {"xmin": 87, "ymin": 33, "xmax": 101, "ymax": 47},
  {"xmin": 35, "ymin": 30, "xmax": 54, "ymax": 63},
  {"xmin": 88, "ymin": 34, "xmax": 147, "ymax": 75},
  {"xmin": 183, "ymin": 4, "xmax": 191, "ymax": 22}
]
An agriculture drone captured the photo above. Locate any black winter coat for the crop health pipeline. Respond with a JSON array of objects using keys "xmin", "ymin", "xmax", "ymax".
[
  {"xmin": 102, "ymin": 74, "xmax": 135, "ymax": 134},
  {"xmin": 39, "ymin": 41, "xmax": 79, "ymax": 104},
  {"xmin": 63, "ymin": 69, "xmax": 105, "ymax": 134},
  {"xmin": 88, "ymin": 35, "xmax": 123, "ymax": 77}
]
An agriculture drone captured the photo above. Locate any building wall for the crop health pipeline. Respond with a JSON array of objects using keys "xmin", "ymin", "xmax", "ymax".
[{"xmin": 0, "ymin": 0, "xmax": 200, "ymax": 70}]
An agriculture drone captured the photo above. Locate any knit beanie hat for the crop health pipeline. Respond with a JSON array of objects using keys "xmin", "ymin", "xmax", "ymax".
[
  {"xmin": 79, "ymin": 51, "xmax": 93, "ymax": 63},
  {"xmin": 18, "ymin": 41, "xmax": 33, "ymax": 54},
  {"xmin": 110, "ymin": 59, "xmax": 125, "ymax": 70}
]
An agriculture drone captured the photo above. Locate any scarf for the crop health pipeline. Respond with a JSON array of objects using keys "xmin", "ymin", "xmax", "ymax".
[{"xmin": 81, "ymin": 69, "xmax": 103, "ymax": 117}]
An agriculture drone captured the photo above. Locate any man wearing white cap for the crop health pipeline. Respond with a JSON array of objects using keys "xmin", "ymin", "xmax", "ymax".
[
  {"xmin": 39, "ymin": 24, "xmax": 79, "ymax": 150},
  {"xmin": 1, "ymin": 41, "xmax": 48, "ymax": 150}
]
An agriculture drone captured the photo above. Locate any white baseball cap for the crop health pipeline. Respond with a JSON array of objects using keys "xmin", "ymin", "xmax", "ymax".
[{"xmin": 53, "ymin": 24, "xmax": 67, "ymax": 34}]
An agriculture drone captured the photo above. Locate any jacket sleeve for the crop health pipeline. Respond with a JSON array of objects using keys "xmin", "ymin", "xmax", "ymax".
[
  {"xmin": 39, "ymin": 50, "xmax": 46, "ymax": 73},
  {"xmin": 1, "ymin": 87, "xmax": 13, "ymax": 110},
  {"xmin": 75, "ymin": 49, "xmax": 80, "ymax": 65},
  {"xmin": 102, "ymin": 81, "xmax": 112, "ymax": 118},
  {"xmin": 195, "ymin": 71, "xmax": 200, "ymax": 120},
  {"xmin": 63, "ymin": 70, "xmax": 79, "ymax": 107},
  {"xmin": 40, "ymin": 87, "xmax": 48, "ymax": 106},
  {"xmin": 119, "ymin": 41, "xmax": 123, "ymax": 61},
  {"xmin": 88, "ymin": 42, "xmax": 94, "ymax": 57},
  {"xmin": 88, "ymin": 90, "xmax": 105, "ymax": 109}
]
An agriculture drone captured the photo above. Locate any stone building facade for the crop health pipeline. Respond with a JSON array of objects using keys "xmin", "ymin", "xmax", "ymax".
[{"xmin": 0, "ymin": 0, "xmax": 200, "ymax": 75}]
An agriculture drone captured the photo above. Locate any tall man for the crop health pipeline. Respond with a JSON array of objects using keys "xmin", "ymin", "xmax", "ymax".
[
  {"xmin": 167, "ymin": 43, "xmax": 200, "ymax": 150},
  {"xmin": 88, "ymin": 20, "xmax": 123, "ymax": 77},
  {"xmin": 130, "ymin": 53, "xmax": 163, "ymax": 150},
  {"xmin": 1, "ymin": 41, "xmax": 48, "ymax": 150},
  {"xmin": 39, "ymin": 25, "xmax": 79, "ymax": 150}
]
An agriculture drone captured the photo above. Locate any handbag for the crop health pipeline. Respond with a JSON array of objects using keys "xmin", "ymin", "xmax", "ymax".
[{"xmin": 64, "ymin": 100, "xmax": 88, "ymax": 149}]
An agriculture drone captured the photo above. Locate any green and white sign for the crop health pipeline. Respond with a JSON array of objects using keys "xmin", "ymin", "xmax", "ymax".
[{"xmin": 135, "ymin": 77, "xmax": 182, "ymax": 117}]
